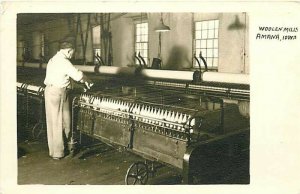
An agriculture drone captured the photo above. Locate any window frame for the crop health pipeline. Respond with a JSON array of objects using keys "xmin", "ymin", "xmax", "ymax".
[
  {"xmin": 134, "ymin": 19, "xmax": 149, "ymax": 67},
  {"xmin": 193, "ymin": 19, "xmax": 219, "ymax": 71},
  {"xmin": 91, "ymin": 24, "xmax": 101, "ymax": 64}
]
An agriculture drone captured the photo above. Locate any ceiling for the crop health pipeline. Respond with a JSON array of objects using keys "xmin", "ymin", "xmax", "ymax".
[
  {"xmin": 17, "ymin": 13, "xmax": 74, "ymax": 26},
  {"xmin": 16, "ymin": 13, "xmax": 149, "ymax": 27}
]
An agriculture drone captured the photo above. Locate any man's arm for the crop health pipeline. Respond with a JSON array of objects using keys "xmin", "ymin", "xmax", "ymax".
[
  {"xmin": 80, "ymin": 74, "xmax": 94, "ymax": 90},
  {"xmin": 64, "ymin": 60, "xmax": 93, "ymax": 89},
  {"xmin": 65, "ymin": 60, "xmax": 84, "ymax": 82}
]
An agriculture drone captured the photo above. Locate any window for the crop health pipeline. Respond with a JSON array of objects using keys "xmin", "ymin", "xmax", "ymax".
[
  {"xmin": 194, "ymin": 20, "xmax": 219, "ymax": 69},
  {"xmin": 92, "ymin": 25, "xmax": 101, "ymax": 64},
  {"xmin": 135, "ymin": 22, "xmax": 148, "ymax": 66}
]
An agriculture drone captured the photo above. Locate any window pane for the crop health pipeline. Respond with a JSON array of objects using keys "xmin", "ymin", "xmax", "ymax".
[
  {"xmin": 215, "ymin": 29, "xmax": 219, "ymax": 37},
  {"xmin": 135, "ymin": 22, "xmax": 149, "ymax": 65},
  {"xmin": 196, "ymin": 40, "xmax": 200, "ymax": 48},
  {"xmin": 139, "ymin": 50, "xmax": 144, "ymax": 57},
  {"xmin": 214, "ymin": 39, "xmax": 218, "ymax": 48},
  {"xmin": 208, "ymin": 29, "xmax": 214, "ymax": 38},
  {"xmin": 207, "ymin": 39, "xmax": 213, "ymax": 48},
  {"xmin": 143, "ymin": 43, "xmax": 148, "ymax": 50},
  {"xmin": 94, "ymin": 48, "xmax": 101, "ymax": 56},
  {"xmin": 196, "ymin": 31, "xmax": 201, "ymax": 39},
  {"xmin": 201, "ymin": 49, "xmax": 206, "ymax": 57},
  {"xmin": 208, "ymin": 20, "xmax": 214, "ymax": 29},
  {"xmin": 92, "ymin": 25, "xmax": 101, "ymax": 46},
  {"xmin": 207, "ymin": 49, "xmax": 213, "ymax": 57},
  {"xmin": 200, "ymin": 40, "xmax": 206, "ymax": 48},
  {"xmin": 94, "ymin": 48, "xmax": 101, "ymax": 63},
  {"xmin": 214, "ymin": 49, "xmax": 218, "ymax": 57},
  {"xmin": 206, "ymin": 58, "xmax": 213, "ymax": 66},
  {"xmin": 202, "ymin": 21, "xmax": 208, "ymax": 29},
  {"xmin": 195, "ymin": 48, "xmax": 201, "ymax": 56},
  {"xmin": 202, "ymin": 30, "xmax": 208, "ymax": 39}
]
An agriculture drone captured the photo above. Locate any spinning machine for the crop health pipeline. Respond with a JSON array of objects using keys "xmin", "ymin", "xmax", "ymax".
[
  {"xmin": 17, "ymin": 61, "xmax": 250, "ymax": 184},
  {"xmin": 17, "ymin": 81, "xmax": 45, "ymax": 139}
]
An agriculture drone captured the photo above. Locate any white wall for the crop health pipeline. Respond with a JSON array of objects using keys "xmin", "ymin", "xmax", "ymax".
[
  {"xmin": 111, "ymin": 17, "xmax": 135, "ymax": 67},
  {"xmin": 218, "ymin": 13, "xmax": 249, "ymax": 73},
  {"xmin": 160, "ymin": 13, "xmax": 193, "ymax": 70}
]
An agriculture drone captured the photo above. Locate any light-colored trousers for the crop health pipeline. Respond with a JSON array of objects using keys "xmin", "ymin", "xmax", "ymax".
[{"xmin": 44, "ymin": 85, "xmax": 71, "ymax": 158}]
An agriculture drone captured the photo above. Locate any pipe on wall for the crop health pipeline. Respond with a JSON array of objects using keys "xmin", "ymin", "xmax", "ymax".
[
  {"xmin": 74, "ymin": 65, "xmax": 137, "ymax": 76},
  {"xmin": 98, "ymin": 66, "xmax": 136, "ymax": 76},
  {"xmin": 202, "ymin": 72, "xmax": 249, "ymax": 85},
  {"xmin": 18, "ymin": 62, "xmax": 249, "ymax": 85},
  {"xmin": 140, "ymin": 69, "xmax": 194, "ymax": 82}
]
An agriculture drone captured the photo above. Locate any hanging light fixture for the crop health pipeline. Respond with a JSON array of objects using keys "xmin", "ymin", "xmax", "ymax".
[
  {"xmin": 228, "ymin": 15, "xmax": 246, "ymax": 30},
  {"xmin": 155, "ymin": 13, "xmax": 170, "ymax": 32}
]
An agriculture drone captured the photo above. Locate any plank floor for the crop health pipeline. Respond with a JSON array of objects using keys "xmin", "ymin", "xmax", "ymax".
[
  {"xmin": 18, "ymin": 128, "xmax": 249, "ymax": 185},
  {"xmin": 18, "ymin": 134, "xmax": 182, "ymax": 185}
]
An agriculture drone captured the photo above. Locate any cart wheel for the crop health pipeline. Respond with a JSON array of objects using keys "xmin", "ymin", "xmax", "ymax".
[{"xmin": 125, "ymin": 162, "xmax": 149, "ymax": 185}]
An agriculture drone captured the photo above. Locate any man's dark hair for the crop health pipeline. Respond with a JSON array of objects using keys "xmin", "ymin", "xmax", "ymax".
[
  {"xmin": 60, "ymin": 42, "xmax": 74, "ymax": 49},
  {"xmin": 59, "ymin": 36, "xmax": 75, "ymax": 49}
]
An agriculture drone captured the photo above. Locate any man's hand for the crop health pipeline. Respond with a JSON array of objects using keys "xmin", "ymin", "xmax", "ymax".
[
  {"xmin": 80, "ymin": 74, "xmax": 88, "ymax": 83},
  {"xmin": 84, "ymin": 81, "xmax": 94, "ymax": 90},
  {"xmin": 80, "ymin": 74, "xmax": 94, "ymax": 92}
]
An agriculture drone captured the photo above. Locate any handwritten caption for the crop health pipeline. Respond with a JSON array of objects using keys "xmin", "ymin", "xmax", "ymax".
[{"xmin": 256, "ymin": 27, "xmax": 298, "ymax": 41}]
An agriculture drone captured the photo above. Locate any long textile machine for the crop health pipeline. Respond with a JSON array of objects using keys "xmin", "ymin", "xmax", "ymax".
[{"xmin": 17, "ymin": 62, "xmax": 250, "ymax": 184}]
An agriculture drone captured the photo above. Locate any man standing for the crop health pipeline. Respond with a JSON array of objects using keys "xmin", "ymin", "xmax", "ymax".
[{"xmin": 44, "ymin": 37, "xmax": 91, "ymax": 160}]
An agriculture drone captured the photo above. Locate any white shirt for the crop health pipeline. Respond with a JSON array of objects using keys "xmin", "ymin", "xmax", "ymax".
[{"xmin": 44, "ymin": 50, "xmax": 83, "ymax": 88}]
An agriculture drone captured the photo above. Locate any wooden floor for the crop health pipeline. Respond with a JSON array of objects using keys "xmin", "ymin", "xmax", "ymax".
[
  {"xmin": 18, "ymin": 125, "xmax": 249, "ymax": 185},
  {"xmin": 18, "ymin": 133, "xmax": 182, "ymax": 185}
]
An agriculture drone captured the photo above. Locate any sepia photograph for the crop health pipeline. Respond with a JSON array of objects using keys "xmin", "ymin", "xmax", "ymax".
[{"xmin": 16, "ymin": 12, "xmax": 250, "ymax": 185}]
